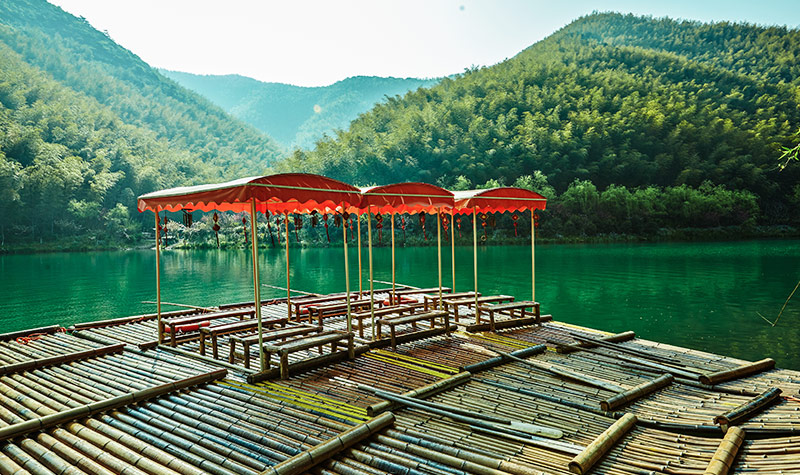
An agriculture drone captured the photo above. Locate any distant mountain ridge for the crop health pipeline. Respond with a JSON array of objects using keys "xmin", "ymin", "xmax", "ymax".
[{"xmin": 161, "ymin": 70, "xmax": 439, "ymax": 149}]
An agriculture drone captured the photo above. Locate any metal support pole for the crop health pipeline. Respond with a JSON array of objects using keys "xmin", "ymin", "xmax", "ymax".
[
  {"xmin": 473, "ymin": 207, "xmax": 479, "ymax": 324},
  {"xmin": 357, "ymin": 213, "xmax": 363, "ymax": 296},
  {"xmin": 285, "ymin": 213, "xmax": 291, "ymax": 321},
  {"xmin": 391, "ymin": 211, "xmax": 396, "ymax": 304},
  {"xmin": 249, "ymin": 199, "xmax": 265, "ymax": 372},
  {"xmin": 343, "ymin": 209, "xmax": 351, "ymax": 333},
  {"xmin": 437, "ymin": 209, "xmax": 442, "ymax": 310},
  {"xmin": 451, "ymin": 210, "xmax": 455, "ymax": 294},
  {"xmin": 155, "ymin": 211, "xmax": 162, "ymax": 344},
  {"xmin": 531, "ymin": 208, "xmax": 536, "ymax": 302},
  {"xmin": 368, "ymin": 206, "xmax": 375, "ymax": 339}
]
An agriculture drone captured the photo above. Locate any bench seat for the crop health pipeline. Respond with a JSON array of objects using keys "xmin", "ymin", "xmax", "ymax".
[
  {"xmin": 477, "ymin": 300, "xmax": 540, "ymax": 331},
  {"xmin": 376, "ymin": 310, "xmax": 450, "ymax": 350}
]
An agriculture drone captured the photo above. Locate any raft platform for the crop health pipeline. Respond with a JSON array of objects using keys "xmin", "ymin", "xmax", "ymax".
[{"xmin": 1, "ymin": 288, "xmax": 799, "ymax": 475}]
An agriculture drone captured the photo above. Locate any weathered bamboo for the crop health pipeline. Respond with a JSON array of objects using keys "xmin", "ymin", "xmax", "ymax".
[
  {"xmin": 600, "ymin": 374, "xmax": 674, "ymax": 411},
  {"xmin": 0, "ymin": 326, "xmax": 64, "ymax": 342},
  {"xmin": 155, "ymin": 210, "xmax": 163, "ymax": 344},
  {"xmin": 0, "ymin": 368, "xmax": 226, "ymax": 442},
  {"xmin": 714, "ymin": 387, "xmax": 782, "ymax": 428},
  {"xmin": 553, "ymin": 331, "xmax": 636, "ymax": 354},
  {"xmin": 699, "ymin": 358, "xmax": 776, "ymax": 385},
  {"xmin": 0, "ymin": 344, "xmax": 124, "ymax": 377},
  {"xmin": 495, "ymin": 350, "xmax": 626, "ymax": 393},
  {"xmin": 568, "ymin": 413, "xmax": 637, "ymax": 475},
  {"xmin": 261, "ymin": 412, "xmax": 395, "ymax": 475},
  {"xmin": 703, "ymin": 427, "xmax": 745, "ymax": 475},
  {"xmin": 367, "ymin": 371, "xmax": 471, "ymax": 416},
  {"xmin": 461, "ymin": 344, "xmax": 546, "ymax": 373},
  {"xmin": 248, "ymin": 345, "xmax": 371, "ymax": 383}
]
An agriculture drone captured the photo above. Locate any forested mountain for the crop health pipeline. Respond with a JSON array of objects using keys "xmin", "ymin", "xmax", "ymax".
[
  {"xmin": 161, "ymin": 71, "xmax": 439, "ymax": 149},
  {"xmin": 0, "ymin": 0, "xmax": 283, "ymax": 246},
  {"xmin": 285, "ymin": 13, "xmax": 800, "ymax": 229}
]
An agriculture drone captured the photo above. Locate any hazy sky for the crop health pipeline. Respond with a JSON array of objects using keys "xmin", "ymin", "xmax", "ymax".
[{"xmin": 49, "ymin": 0, "xmax": 800, "ymax": 87}]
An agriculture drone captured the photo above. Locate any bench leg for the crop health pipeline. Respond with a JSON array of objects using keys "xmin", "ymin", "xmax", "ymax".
[
  {"xmin": 211, "ymin": 335, "xmax": 219, "ymax": 359},
  {"xmin": 170, "ymin": 326, "xmax": 177, "ymax": 347},
  {"xmin": 199, "ymin": 333, "xmax": 206, "ymax": 355},
  {"xmin": 229, "ymin": 340, "xmax": 236, "ymax": 364},
  {"xmin": 357, "ymin": 315, "xmax": 364, "ymax": 339},
  {"xmin": 348, "ymin": 333, "xmax": 355, "ymax": 359},
  {"xmin": 453, "ymin": 305, "xmax": 459, "ymax": 323},
  {"xmin": 280, "ymin": 350, "xmax": 289, "ymax": 380},
  {"xmin": 376, "ymin": 321, "xmax": 382, "ymax": 340},
  {"xmin": 444, "ymin": 313, "xmax": 450, "ymax": 335},
  {"xmin": 243, "ymin": 342, "xmax": 251, "ymax": 369},
  {"xmin": 390, "ymin": 326, "xmax": 397, "ymax": 351},
  {"xmin": 489, "ymin": 310, "xmax": 495, "ymax": 332}
]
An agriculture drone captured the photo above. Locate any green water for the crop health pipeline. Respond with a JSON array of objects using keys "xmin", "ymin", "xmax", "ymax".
[{"xmin": 2, "ymin": 240, "xmax": 798, "ymax": 369}]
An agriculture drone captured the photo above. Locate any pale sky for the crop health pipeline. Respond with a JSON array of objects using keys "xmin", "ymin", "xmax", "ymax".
[{"xmin": 49, "ymin": 0, "xmax": 800, "ymax": 87}]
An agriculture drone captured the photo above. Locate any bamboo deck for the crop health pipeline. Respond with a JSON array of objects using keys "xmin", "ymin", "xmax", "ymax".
[{"xmin": 1, "ymin": 289, "xmax": 798, "ymax": 474}]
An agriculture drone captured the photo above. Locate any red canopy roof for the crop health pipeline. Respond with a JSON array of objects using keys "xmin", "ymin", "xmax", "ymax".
[
  {"xmin": 137, "ymin": 173, "xmax": 362, "ymax": 214},
  {"xmin": 454, "ymin": 187, "xmax": 547, "ymax": 214},
  {"xmin": 359, "ymin": 182, "xmax": 454, "ymax": 214}
]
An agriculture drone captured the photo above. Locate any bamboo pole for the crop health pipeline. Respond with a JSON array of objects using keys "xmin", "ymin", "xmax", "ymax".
[
  {"xmin": 531, "ymin": 208, "xmax": 535, "ymax": 301},
  {"xmin": 343, "ymin": 208, "xmax": 351, "ymax": 333},
  {"xmin": 391, "ymin": 212, "xmax": 396, "ymax": 304},
  {"xmin": 250, "ymin": 199, "xmax": 266, "ymax": 372},
  {"xmin": 368, "ymin": 207, "xmax": 375, "ymax": 339},
  {"xmin": 357, "ymin": 212, "xmax": 363, "ymax": 296},
  {"xmin": 699, "ymin": 358, "xmax": 776, "ymax": 385},
  {"xmin": 473, "ymin": 207, "xmax": 479, "ymax": 324},
  {"xmin": 568, "ymin": 413, "xmax": 637, "ymax": 474},
  {"xmin": 437, "ymin": 209, "xmax": 443, "ymax": 310},
  {"xmin": 155, "ymin": 211, "xmax": 162, "ymax": 344},
  {"xmin": 450, "ymin": 210, "xmax": 455, "ymax": 294},
  {"xmin": 704, "ymin": 427, "xmax": 745, "ymax": 475},
  {"xmin": 285, "ymin": 213, "xmax": 291, "ymax": 322}
]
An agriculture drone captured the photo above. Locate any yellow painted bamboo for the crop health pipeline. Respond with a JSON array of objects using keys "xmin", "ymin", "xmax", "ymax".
[
  {"xmin": 368, "ymin": 207, "xmax": 375, "ymax": 339},
  {"xmin": 437, "ymin": 210, "xmax": 443, "ymax": 310},
  {"xmin": 451, "ymin": 210, "xmax": 455, "ymax": 293},
  {"xmin": 155, "ymin": 211, "xmax": 162, "ymax": 344},
  {"xmin": 357, "ymin": 212, "xmax": 363, "ymax": 296},
  {"xmin": 391, "ymin": 211, "xmax": 396, "ymax": 303},
  {"xmin": 250, "ymin": 199, "xmax": 266, "ymax": 372},
  {"xmin": 343, "ymin": 209, "xmax": 351, "ymax": 333},
  {"xmin": 531, "ymin": 208, "xmax": 535, "ymax": 301},
  {"xmin": 285, "ymin": 213, "xmax": 291, "ymax": 321},
  {"xmin": 473, "ymin": 207, "xmax": 479, "ymax": 324}
]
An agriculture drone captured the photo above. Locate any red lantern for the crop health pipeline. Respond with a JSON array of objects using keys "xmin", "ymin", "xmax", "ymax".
[
  {"xmin": 512, "ymin": 214, "xmax": 519, "ymax": 237},
  {"xmin": 212, "ymin": 212, "xmax": 220, "ymax": 248},
  {"xmin": 419, "ymin": 213, "xmax": 427, "ymax": 241}
]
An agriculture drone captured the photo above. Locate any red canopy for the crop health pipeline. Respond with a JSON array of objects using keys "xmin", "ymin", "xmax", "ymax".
[
  {"xmin": 359, "ymin": 182, "xmax": 454, "ymax": 214},
  {"xmin": 454, "ymin": 187, "xmax": 547, "ymax": 214},
  {"xmin": 137, "ymin": 173, "xmax": 362, "ymax": 214}
]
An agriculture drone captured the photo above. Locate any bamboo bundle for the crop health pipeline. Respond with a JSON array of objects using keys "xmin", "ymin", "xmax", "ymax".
[
  {"xmin": 568, "ymin": 413, "xmax": 637, "ymax": 474},
  {"xmin": 703, "ymin": 427, "xmax": 745, "ymax": 475},
  {"xmin": 0, "ymin": 344, "xmax": 124, "ymax": 377},
  {"xmin": 699, "ymin": 358, "xmax": 776, "ymax": 385}
]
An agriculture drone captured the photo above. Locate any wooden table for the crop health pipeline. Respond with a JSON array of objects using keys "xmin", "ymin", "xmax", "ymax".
[
  {"xmin": 445, "ymin": 295, "xmax": 515, "ymax": 322},
  {"xmin": 477, "ymin": 300, "xmax": 540, "ymax": 331},
  {"xmin": 377, "ymin": 310, "xmax": 449, "ymax": 350},
  {"xmin": 423, "ymin": 291, "xmax": 481, "ymax": 311},
  {"xmin": 351, "ymin": 304, "xmax": 416, "ymax": 338},
  {"xmin": 199, "ymin": 316, "xmax": 286, "ymax": 359},
  {"xmin": 162, "ymin": 308, "xmax": 254, "ymax": 347},
  {"xmin": 263, "ymin": 330, "xmax": 355, "ymax": 379},
  {"xmin": 229, "ymin": 324, "xmax": 323, "ymax": 369}
]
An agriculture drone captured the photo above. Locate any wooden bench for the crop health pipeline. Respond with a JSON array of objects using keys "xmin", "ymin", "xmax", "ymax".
[
  {"xmin": 423, "ymin": 291, "xmax": 481, "ymax": 311},
  {"xmin": 393, "ymin": 287, "xmax": 452, "ymax": 296},
  {"xmin": 377, "ymin": 310, "xmax": 450, "ymax": 350},
  {"xmin": 229, "ymin": 324, "xmax": 323, "ymax": 369},
  {"xmin": 477, "ymin": 301, "xmax": 540, "ymax": 331},
  {"xmin": 307, "ymin": 299, "xmax": 374, "ymax": 326},
  {"xmin": 199, "ymin": 316, "xmax": 287, "ymax": 359},
  {"xmin": 445, "ymin": 295, "xmax": 515, "ymax": 322},
  {"xmin": 291, "ymin": 294, "xmax": 353, "ymax": 320},
  {"xmin": 351, "ymin": 304, "xmax": 416, "ymax": 338},
  {"xmin": 263, "ymin": 330, "xmax": 355, "ymax": 379},
  {"xmin": 162, "ymin": 308, "xmax": 254, "ymax": 347}
]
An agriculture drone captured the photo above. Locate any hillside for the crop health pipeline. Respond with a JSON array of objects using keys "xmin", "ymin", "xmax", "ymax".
[
  {"xmin": 285, "ymin": 13, "xmax": 800, "ymax": 231},
  {"xmin": 162, "ymin": 71, "xmax": 439, "ymax": 149},
  {"xmin": 0, "ymin": 0, "xmax": 284, "ymax": 247}
]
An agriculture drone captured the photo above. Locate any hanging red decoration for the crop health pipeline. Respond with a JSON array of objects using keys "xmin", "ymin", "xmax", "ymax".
[
  {"xmin": 479, "ymin": 213, "xmax": 488, "ymax": 239},
  {"xmin": 242, "ymin": 216, "xmax": 248, "ymax": 245},
  {"xmin": 322, "ymin": 213, "xmax": 330, "ymax": 242},
  {"xmin": 441, "ymin": 213, "xmax": 450, "ymax": 241},
  {"xmin": 512, "ymin": 214, "xmax": 519, "ymax": 237},
  {"xmin": 375, "ymin": 213, "xmax": 383, "ymax": 244},
  {"xmin": 294, "ymin": 215, "xmax": 302, "ymax": 242},
  {"xmin": 534, "ymin": 212, "xmax": 540, "ymax": 228},
  {"xmin": 275, "ymin": 215, "xmax": 282, "ymax": 245},
  {"xmin": 400, "ymin": 215, "xmax": 406, "ymax": 240},
  {"xmin": 349, "ymin": 217, "xmax": 355, "ymax": 241},
  {"xmin": 419, "ymin": 213, "xmax": 427, "ymax": 241},
  {"xmin": 456, "ymin": 216, "xmax": 462, "ymax": 238},
  {"xmin": 162, "ymin": 214, "xmax": 168, "ymax": 246},
  {"xmin": 212, "ymin": 212, "xmax": 220, "ymax": 248}
]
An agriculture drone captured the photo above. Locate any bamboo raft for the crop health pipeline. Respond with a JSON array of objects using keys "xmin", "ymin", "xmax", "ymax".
[{"xmin": 1, "ymin": 289, "xmax": 799, "ymax": 474}]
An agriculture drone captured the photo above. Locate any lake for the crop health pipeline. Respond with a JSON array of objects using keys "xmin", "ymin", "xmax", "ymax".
[{"xmin": 1, "ymin": 240, "xmax": 798, "ymax": 369}]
